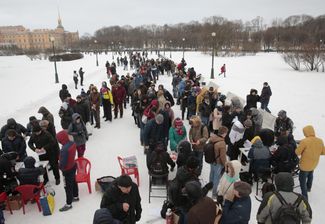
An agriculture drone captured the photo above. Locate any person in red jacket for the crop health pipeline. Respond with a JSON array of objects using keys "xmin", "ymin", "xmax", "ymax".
[
  {"xmin": 218, "ymin": 64, "xmax": 226, "ymax": 77},
  {"xmin": 112, "ymin": 81, "xmax": 126, "ymax": 119},
  {"xmin": 56, "ymin": 130, "xmax": 79, "ymax": 212}
]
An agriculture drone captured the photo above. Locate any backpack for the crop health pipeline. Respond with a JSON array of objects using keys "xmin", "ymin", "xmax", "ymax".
[
  {"xmin": 150, "ymin": 152, "xmax": 164, "ymax": 174},
  {"xmin": 204, "ymin": 141, "xmax": 218, "ymax": 164},
  {"xmin": 272, "ymin": 192, "xmax": 303, "ymax": 224}
]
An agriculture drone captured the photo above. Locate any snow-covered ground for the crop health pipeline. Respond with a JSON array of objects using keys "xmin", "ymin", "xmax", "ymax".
[{"xmin": 1, "ymin": 51, "xmax": 325, "ymax": 223}]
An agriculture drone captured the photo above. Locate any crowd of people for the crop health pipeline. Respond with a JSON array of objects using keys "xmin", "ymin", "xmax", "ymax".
[{"xmin": 1, "ymin": 50, "xmax": 324, "ymax": 224}]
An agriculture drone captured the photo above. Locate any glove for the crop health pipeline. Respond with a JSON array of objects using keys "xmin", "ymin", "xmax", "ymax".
[{"xmin": 78, "ymin": 131, "xmax": 83, "ymax": 135}]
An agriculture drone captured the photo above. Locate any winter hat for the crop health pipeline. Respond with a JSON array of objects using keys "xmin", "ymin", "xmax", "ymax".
[
  {"xmin": 155, "ymin": 114, "xmax": 164, "ymax": 124},
  {"xmin": 93, "ymin": 208, "xmax": 121, "ymax": 224},
  {"xmin": 275, "ymin": 172, "xmax": 294, "ymax": 192},
  {"xmin": 234, "ymin": 181, "xmax": 252, "ymax": 197},
  {"xmin": 62, "ymin": 102, "xmax": 68, "ymax": 110},
  {"xmin": 23, "ymin": 156, "xmax": 36, "ymax": 169},
  {"xmin": 76, "ymin": 95, "xmax": 82, "ymax": 99},
  {"xmin": 185, "ymin": 181, "xmax": 202, "ymax": 202},
  {"xmin": 117, "ymin": 175, "xmax": 133, "ymax": 188},
  {"xmin": 29, "ymin": 116, "xmax": 37, "ymax": 122},
  {"xmin": 174, "ymin": 118, "xmax": 183, "ymax": 127},
  {"xmin": 243, "ymin": 119, "xmax": 253, "ymax": 128},
  {"xmin": 186, "ymin": 156, "xmax": 199, "ymax": 170},
  {"xmin": 177, "ymin": 140, "xmax": 192, "ymax": 153},
  {"xmin": 278, "ymin": 110, "xmax": 287, "ymax": 119}
]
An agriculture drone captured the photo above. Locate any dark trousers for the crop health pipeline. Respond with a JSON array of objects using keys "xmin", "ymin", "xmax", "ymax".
[
  {"xmin": 93, "ymin": 109, "xmax": 100, "ymax": 128},
  {"xmin": 41, "ymin": 155, "xmax": 60, "ymax": 184},
  {"xmin": 63, "ymin": 166, "xmax": 79, "ymax": 205},
  {"xmin": 80, "ymin": 75, "xmax": 84, "ymax": 86},
  {"xmin": 102, "ymin": 99, "xmax": 112, "ymax": 121},
  {"xmin": 193, "ymin": 150, "xmax": 203, "ymax": 175},
  {"xmin": 299, "ymin": 170, "xmax": 314, "ymax": 200},
  {"xmin": 114, "ymin": 103, "xmax": 123, "ymax": 118},
  {"xmin": 261, "ymin": 100, "xmax": 271, "ymax": 113}
]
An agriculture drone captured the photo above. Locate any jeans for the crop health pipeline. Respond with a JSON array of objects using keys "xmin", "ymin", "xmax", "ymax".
[
  {"xmin": 63, "ymin": 166, "xmax": 79, "ymax": 205},
  {"xmin": 193, "ymin": 151, "xmax": 204, "ymax": 175},
  {"xmin": 299, "ymin": 170, "xmax": 313, "ymax": 200},
  {"xmin": 209, "ymin": 163, "xmax": 224, "ymax": 197}
]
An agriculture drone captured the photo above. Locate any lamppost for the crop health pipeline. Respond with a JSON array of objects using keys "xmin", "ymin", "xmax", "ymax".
[
  {"xmin": 169, "ymin": 40, "xmax": 172, "ymax": 58},
  {"xmin": 182, "ymin": 38, "xmax": 185, "ymax": 59},
  {"xmin": 50, "ymin": 37, "xmax": 59, "ymax": 83},
  {"xmin": 210, "ymin": 32, "xmax": 216, "ymax": 79},
  {"xmin": 94, "ymin": 40, "xmax": 99, "ymax": 66},
  {"xmin": 111, "ymin": 41, "xmax": 114, "ymax": 60}
]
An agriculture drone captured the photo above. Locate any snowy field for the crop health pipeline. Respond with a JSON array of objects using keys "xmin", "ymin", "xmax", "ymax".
[{"xmin": 1, "ymin": 51, "xmax": 325, "ymax": 223}]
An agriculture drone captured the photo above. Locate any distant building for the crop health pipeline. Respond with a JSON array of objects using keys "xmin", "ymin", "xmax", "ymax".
[{"xmin": 0, "ymin": 15, "xmax": 79, "ymax": 51}]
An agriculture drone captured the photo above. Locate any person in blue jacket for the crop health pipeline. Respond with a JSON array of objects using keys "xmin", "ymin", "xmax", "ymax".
[{"xmin": 221, "ymin": 181, "xmax": 252, "ymax": 224}]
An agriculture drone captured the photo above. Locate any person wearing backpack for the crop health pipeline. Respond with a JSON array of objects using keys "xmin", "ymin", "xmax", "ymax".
[
  {"xmin": 189, "ymin": 115, "xmax": 209, "ymax": 175},
  {"xmin": 208, "ymin": 126, "xmax": 228, "ymax": 199},
  {"xmin": 67, "ymin": 113, "xmax": 88, "ymax": 158},
  {"xmin": 146, "ymin": 143, "xmax": 175, "ymax": 176},
  {"xmin": 257, "ymin": 172, "xmax": 312, "ymax": 224}
]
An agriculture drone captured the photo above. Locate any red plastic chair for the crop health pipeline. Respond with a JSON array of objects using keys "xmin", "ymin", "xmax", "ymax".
[
  {"xmin": 15, "ymin": 184, "xmax": 42, "ymax": 214},
  {"xmin": 75, "ymin": 157, "xmax": 92, "ymax": 193},
  {"xmin": 0, "ymin": 192, "xmax": 12, "ymax": 214},
  {"xmin": 117, "ymin": 156, "xmax": 140, "ymax": 186}
]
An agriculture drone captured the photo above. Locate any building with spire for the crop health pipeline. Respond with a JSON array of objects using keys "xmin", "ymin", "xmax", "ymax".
[{"xmin": 0, "ymin": 15, "xmax": 79, "ymax": 51}]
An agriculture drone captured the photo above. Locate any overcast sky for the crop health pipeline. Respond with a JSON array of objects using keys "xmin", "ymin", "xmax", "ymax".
[{"xmin": 0, "ymin": 0, "xmax": 323, "ymax": 36}]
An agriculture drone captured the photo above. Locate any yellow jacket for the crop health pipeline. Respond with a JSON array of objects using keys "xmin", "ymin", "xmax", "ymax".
[
  {"xmin": 102, "ymin": 90, "xmax": 114, "ymax": 105},
  {"xmin": 196, "ymin": 87, "xmax": 208, "ymax": 113},
  {"xmin": 296, "ymin": 125, "xmax": 325, "ymax": 171}
]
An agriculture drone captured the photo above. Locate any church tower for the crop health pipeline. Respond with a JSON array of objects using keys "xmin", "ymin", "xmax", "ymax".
[{"xmin": 56, "ymin": 10, "xmax": 64, "ymax": 30}]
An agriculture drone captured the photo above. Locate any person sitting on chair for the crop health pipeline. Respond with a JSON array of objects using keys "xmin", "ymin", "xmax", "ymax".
[
  {"xmin": 17, "ymin": 156, "xmax": 45, "ymax": 185},
  {"xmin": 146, "ymin": 142, "xmax": 175, "ymax": 176},
  {"xmin": 248, "ymin": 136, "xmax": 271, "ymax": 181}
]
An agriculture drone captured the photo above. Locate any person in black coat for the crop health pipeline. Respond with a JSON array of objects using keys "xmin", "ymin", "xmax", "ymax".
[
  {"xmin": 100, "ymin": 175, "xmax": 142, "ymax": 224},
  {"xmin": 143, "ymin": 114, "xmax": 165, "ymax": 153},
  {"xmin": 59, "ymin": 84, "xmax": 70, "ymax": 102},
  {"xmin": 0, "ymin": 118, "xmax": 27, "ymax": 141},
  {"xmin": 146, "ymin": 143, "xmax": 175, "ymax": 175},
  {"xmin": 74, "ymin": 95, "xmax": 90, "ymax": 124},
  {"xmin": 26, "ymin": 116, "xmax": 39, "ymax": 137},
  {"xmin": 260, "ymin": 82, "xmax": 272, "ymax": 113},
  {"xmin": 17, "ymin": 156, "xmax": 45, "ymax": 185},
  {"xmin": 271, "ymin": 135, "xmax": 299, "ymax": 174},
  {"xmin": 1, "ymin": 129, "xmax": 27, "ymax": 162},
  {"xmin": 59, "ymin": 102, "xmax": 74, "ymax": 130},
  {"xmin": 28, "ymin": 124, "xmax": 60, "ymax": 185},
  {"xmin": 244, "ymin": 89, "xmax": 260, "ymax": 111},
  {"xmin": 176, "ymin": 140, "xmax": 193, "ymax": 168},
  {"xmin": 0, "ymin": 152, "xmax": 18, "ymax": 193}
]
